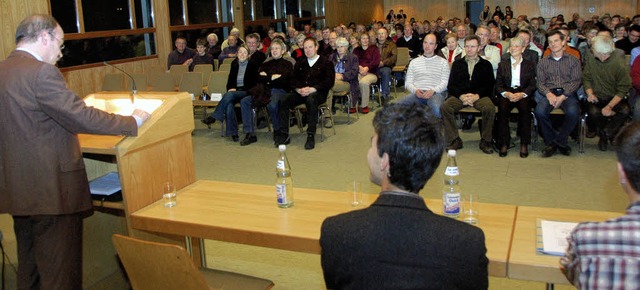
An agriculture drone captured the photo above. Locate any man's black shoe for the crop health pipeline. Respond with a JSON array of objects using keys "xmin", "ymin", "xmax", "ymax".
[
  {"xmin": 461, "ymin": 115, "xmax": 475, "ymax": 130},
  {"xmin": 275, "ymin": 133, "xmax": 290, "ymax": 147},
  {"xmin": 558, "ymin": 144, "xmax": 571, "ymax": 156},
  {"xmin": 541, "ymin": 145, "xmax": 557, "ymax": 158},
  {"xmin": 304, "ymin": 134, "xmax": 315, "ymax": 150},
  {"xmin": 447, "ymin": 137, "xmax": 463, "ymax": 150},
  {"xmin": 240, "ymin": 134, "xmax": 257, "ymax": 146},
  {"xmin": 231, "ymin": 135, "xmax": 239, "ymax": 142},
  {"xmin": 479, "ymin": 140, "xmax": 494, "ymax": 154},
  {"xmin": 201, "ymin": 116, "xmax": 216, "ymax": 129}
]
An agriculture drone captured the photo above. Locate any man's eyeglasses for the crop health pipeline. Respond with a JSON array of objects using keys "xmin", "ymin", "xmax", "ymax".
[{"xmin": 48, "ymin": 32, "xmax": 65, "ymax": 50}]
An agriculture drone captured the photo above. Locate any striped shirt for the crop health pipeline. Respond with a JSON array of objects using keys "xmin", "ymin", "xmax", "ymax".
[
  {"xmin": 561, "ymin": 202, "xmax": 640, "ymax": 290},
  {"xmin": 405, "ymin": 54, "xmax": 450, "ymax": 94},
  {"xmin": 536, "ymin": 53, "xmax": 582, "ymax": 97}
]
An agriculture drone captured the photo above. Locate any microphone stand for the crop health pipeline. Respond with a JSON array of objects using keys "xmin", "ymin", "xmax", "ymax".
[{"xmin": 103, "ymin": 61, "xmax": 136, "ymax": 103}]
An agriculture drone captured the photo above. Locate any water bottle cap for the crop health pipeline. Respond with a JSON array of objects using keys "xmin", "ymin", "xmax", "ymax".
[
  {"xmin": 279, "ymin": 144, "xmax": 286, "ymax": 151},
  {"xmin": 447, "ymin": 149, "xmax": 456, "ymax": 157}
]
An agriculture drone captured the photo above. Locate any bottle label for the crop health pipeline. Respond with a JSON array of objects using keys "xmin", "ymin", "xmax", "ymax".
[
  {"xmin": 277, "ymin": 160, "xmax": 285, "ymax": 170},
  {"xmin": 443, "ymin": 192, "xmax": 460, "ymax": 215},
  {"xmin": 444, "ymin": 166, "xmax": 459, "ymax": 176},
  {"xmin": 276, "ymin": 184, "xmax": 287, "ymax": 204}
]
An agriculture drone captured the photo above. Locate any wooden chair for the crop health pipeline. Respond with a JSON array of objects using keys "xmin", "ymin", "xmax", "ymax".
[
  {"xmin": 102, "ymin": 73, "xmax": 126, "ymax": 91},
  {"xmin": 193, "ymin": 64, "xmax": 213, "ymax": 86},
  {"xmin": 112, "ymin": 234, "xmax": 274, "ymax": 290},
  {"xmin": 148, "ymin": 71, "xmax": 175, "ymax": 92},
  {"xmin": 391, "ymin": 47, "xmax": 410, "ymax": 95},
  {"xmin": 169, "ymin": 64, "xmax": 189, "ymax": 87},
  {"xmin": 126, "ymin": 73, "xmax": 149, "ymax": 92},
  {"xmin": 332, "ymin": 89, "xmax": 358, "ymax": 124},
  {"xmin": 179, "ymin": 72, "xmax": 204, "ymax": 97}
]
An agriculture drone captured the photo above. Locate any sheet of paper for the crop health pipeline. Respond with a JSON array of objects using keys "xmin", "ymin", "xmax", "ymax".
[
  {"xmin": 211, "ymin": 93, "xmax": 223, "ymax": 101},
  {"xmin": 89, "ymin": 172, "xmax": 121, "ymax": 196},
  {"xmin": 539, "ymin": 219, "xmax": 578, "ymax": 256}
]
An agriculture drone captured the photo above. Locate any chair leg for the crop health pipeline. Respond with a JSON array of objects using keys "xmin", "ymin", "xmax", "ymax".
[
  {"xmin": 579, "ymin": 112, "xmax": 587, "ymax": 154},
  {"xmin": 294, "ymin": 108, "xmax": 304, "ymax": 133},
  {"xmin": 531, "ymin": 111, "xmax": 538, "ymax": 151}
]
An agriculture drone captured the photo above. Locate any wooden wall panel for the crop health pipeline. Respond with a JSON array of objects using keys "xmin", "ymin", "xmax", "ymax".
[
  {"xmin": 0, "ymin": 0, "xmax": 50, "ymax": 61},
  {"xmin": 324, "ymin": 0, "xmax": 384, "ymax": 27}
]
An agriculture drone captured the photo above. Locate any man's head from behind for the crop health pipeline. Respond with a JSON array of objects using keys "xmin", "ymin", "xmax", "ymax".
[
  {"xmin": 615, "ymin": 121, "xmax": 640, "ymax": 197},
  {"xmin": 369, "ymin": 103, "xmax": 444, "ymax": 193}
]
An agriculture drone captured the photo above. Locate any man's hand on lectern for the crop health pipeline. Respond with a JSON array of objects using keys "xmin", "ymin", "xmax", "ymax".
[{"xmin": 132, "ymin": 109, "xmax": 151, "ymax": 127}]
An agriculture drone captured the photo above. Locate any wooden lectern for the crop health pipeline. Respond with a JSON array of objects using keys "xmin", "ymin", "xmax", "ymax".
[{"xmin": 79, "ymin": 91, "xmax": 196, "ymax": 288}]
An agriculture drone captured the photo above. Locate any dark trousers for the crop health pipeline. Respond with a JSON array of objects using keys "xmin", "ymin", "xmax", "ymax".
[
  {"xmin": 497, "ymin": 96, "xmax": 532, "ymax": 146},
  {"xmin": 278, "ymin": 91, "xmax": 327, "ymax": 135},
  {"xmin": 586, "ymin": 98, "xmax": 630, "ymax": 137},
  {"xmin": 13, "ymin": 214, "xmax": 83, "ymax": 290},
  {"xmin": 534, "ymin": 91, "xmax": 580, "ymax": 147}
]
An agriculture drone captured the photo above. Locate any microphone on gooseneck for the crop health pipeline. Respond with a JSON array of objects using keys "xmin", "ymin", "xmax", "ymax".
[{"xmin": 103, "ymin": 61, "xmax": 136, "ymax": 103}]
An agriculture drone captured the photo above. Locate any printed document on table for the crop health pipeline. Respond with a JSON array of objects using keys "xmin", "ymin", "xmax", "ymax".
[{"xmin": 536, "ymin": 219, "xmax": 578, "ymax": 256}]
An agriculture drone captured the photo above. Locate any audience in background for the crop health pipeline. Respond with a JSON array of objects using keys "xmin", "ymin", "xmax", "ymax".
[
  {"xmin": 190, "ymin": 38, "xmax": 214, "ymax": 71},
  {"xmin": 167, "ymin": 36, "xmax": 196, "ymax": 69}
]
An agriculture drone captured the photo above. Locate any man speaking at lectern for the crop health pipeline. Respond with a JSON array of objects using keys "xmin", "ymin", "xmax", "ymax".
[{"xmin": 0, "ymin": 14, "xmax": 150, "ymax": 290}]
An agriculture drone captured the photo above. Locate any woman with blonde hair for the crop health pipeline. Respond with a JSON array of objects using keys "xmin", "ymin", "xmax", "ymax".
[{"xmin": 438, "ymin": 33, "xmax": 463, "ymax": 66}]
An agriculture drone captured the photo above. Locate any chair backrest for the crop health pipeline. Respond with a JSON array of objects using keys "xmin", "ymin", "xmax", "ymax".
[
  {"xmin": 102, "ymin": 73, "xmax": 126, "ymax": 91},
  {"xmin": 112, "ymin": 234, "xmax": 210, "ymax": 290},
  {"xmin": 193, "ymin": 64, "xmax": 213, "ymax": 86},
  {"xmin": 179, "ymin": 72, "xmax": 204, "ymax": 96},
  {"xmin": 169, "ymin": 64, "xmax": 189, "ymax": 86},
  {"xmin": 221, "ymin": 57, "xmax": 236, "ymax": 65},
  {"xmin": 218, "ymin": 63, "xmax": 231, "ymax": 72},
  {"xmin": 396, "ymin": 47, "xmax": 410, "ymax": 67},
  {"xmin": 500, "ymin": 40, "xmax": 510, "ymax": 55},
  {"xmin": 126, "ymin": 73, "xmax": 149, "ymax": 92},
  {"xmin": 148, "ymin": 71, "xmax": 176, "ymax": 92},
  {"xmin": 213, "ymin": 59, "xmax": 219, "ymax": 71},
  {"xmin": 207, "ymin": 71, "xmax": 229, "ymax": 95}
]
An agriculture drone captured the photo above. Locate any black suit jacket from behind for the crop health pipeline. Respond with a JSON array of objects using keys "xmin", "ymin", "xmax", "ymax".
[{"xmin": 320, "ymin": 193, "xmax": 488, "ymax": 290}]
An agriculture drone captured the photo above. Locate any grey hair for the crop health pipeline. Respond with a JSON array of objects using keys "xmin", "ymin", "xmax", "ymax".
[
  {"xmin": 295, "ymin": 33, "xmax": 306, "ymax": 43},
  {"xmin": 270, "ymin": 38, "xmax": 287, "ymax": 52},
  {"xmin": 591, "ymin": 35, "xmax": 614, "ymax": 55},
  {"xmin": 510, "ymin": 36, "xmax": 525, "ymax": 47},
  {"xmin": 207, "ymin": 33, "xmax": 218, "ymax": 42},
  {"xmin": 336, "ymin": 37, "xmax": 349, "ymax": 47},
  {"xmin": 15, "ymin": 14, "xmax": 59, "ymax": 45}
]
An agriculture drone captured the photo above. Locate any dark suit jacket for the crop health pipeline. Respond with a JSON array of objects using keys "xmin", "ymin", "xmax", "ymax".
[
  {"xmin": 226, "ymin": 58, "xmax": 260, "ymax": 91},
  {"xmin": 448, "ymin": 57, "xmax": 496, "ymax": 98},
  {"xmin": 495, "ymin": 57, "xmax": 537, "ymax": 99},
  {"xmin": 320, "ymin": 193, "xmax": 488, "ymax": 290},
  {"xmin": 291, "ymin": 55, "xmax": 335, "ymax": 97},
  {"xmin": 0, "ymin": 50, "xmax": 138, "ymax": 216}
]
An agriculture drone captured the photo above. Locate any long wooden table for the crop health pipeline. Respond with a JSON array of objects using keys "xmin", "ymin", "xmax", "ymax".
[
  {"xmin": 130, "ymin": 180, "xmax": 517, "ymax": 277},
  {"xmin": 508, "ymin": 206, "xmax": 621, "ymax": 285}
]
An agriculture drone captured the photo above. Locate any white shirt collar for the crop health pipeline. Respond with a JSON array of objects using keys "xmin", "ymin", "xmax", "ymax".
[{"xmin": 16, "ymin": 47, "xmax": 43, "ymax": 62}]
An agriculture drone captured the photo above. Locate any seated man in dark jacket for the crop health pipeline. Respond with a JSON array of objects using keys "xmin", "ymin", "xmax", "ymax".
[
  {"xmin": 320, "ymin": 103, "xmax": 488, "ymax": 290},
  {"xmin": 275, "ymin": 37, "xmax": 335, "ymax": 150},
  {"xmin": 441, "ymin": 35, "xmax": 496, "ymax": 154}
]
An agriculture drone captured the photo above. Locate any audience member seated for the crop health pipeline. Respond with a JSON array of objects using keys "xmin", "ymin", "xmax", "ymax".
[
  {"xmin": 167, "ymin": 36, "xmax": 196, "ymax": 69},
  {"xmin": 348, "ymin": 33, "xmax": 359, "ymax": 53},
  {"xmin": 442, "ymin": 35, "xmax": 496, "ymax": 154},
  {"xmin": 221, "ymin": 27, "xmax": 244, "ymax": 50},
  {"xmin": 615, "ymin": 24, "xmax": 640, "ymax": 54},
  {"xmin": 275, "ymin": 37, "xmax": 335, "ymax": 150},
  {"xmin": 207, "ymin": 33, "xmax": 222, "ymax": 61},
  {"xmin": 495, "ymin": 37, "xmax": 537, "ymax": 158},
  {"xmin": 583, "ymin": 35, "xmax": 631, "ymax": 151},
  {"xmin": 632, "ymin": 56, "xmax": 640, "ymax": 121},
  {"xmin": 353, "ymin": 33, "xmax": 380, "ymax": 114},
  {"xmin": 190, "ymin": 38, "xmax": 214, "ymax": 71},
  {"xmin": 376, "ymin": 27, "xmax": 397, "ymax": 104},
  {"xmin": 321, "ymin": 31, "xmax": 338, "ymax": 58},
  {"xmin": 396, "ymin": 24, "xmax": 421, "ymax": 58},
  {"xmin": 488, "ymin": 26, "xmax": 503, "ymax": 54},
  {"xmin": 201, "ymin": 46, "xmax": 259, "ymax": 141},
  {"xmin": 320, "ymin": 103, "xmax": 488, "ymax": 290},
  {"xmin": 561, "ymin": 121, "xmax": 640, "ymax": 289},
  {"xmin": 438, "ymin": 33, "xmax": 463, "ymax": 66},
  {"xmin": 534, "ymin": 29, "xmax": 583, "ymax": 158},
  {"xmin": 400, "ymin": 34, "xmax": 450, "ymax": 117},
  {"xmin": 454, "ymin": 24, "xmax": 469, "ymax": 49},
  {"xmin": 329, "ymin": 37, "xmax": 361, "ymax": 113},
  {"xmin": 473, "ymin": 25, "xmax": 500, "ymax": 77},
  {"xmin": 245, "ymin": 33, "xmax": 267, "ymax": 65},
  {"xmin": 218, "ymin": 34, "xmax": 239, "ymax": 62},
  {"xmin": 501, "ymin": 30, "xmax": 539, "ymax": 67},
  {"xmin": 291, "ymin": 33, "xmax": 306, "ymax": 61},
  {"xmin": 238, "ymin": 39, "xmax": 293, "ymax": 146}
]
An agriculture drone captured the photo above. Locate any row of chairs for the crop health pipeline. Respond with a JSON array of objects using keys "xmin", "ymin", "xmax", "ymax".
[{"xmin": 102, "ymin": 68, "xmax": 230, "ymax": 96}]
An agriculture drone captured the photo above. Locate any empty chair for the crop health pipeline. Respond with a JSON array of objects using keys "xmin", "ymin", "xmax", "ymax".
[
  {"xmin": 169, "ymin": 64, "xmax": 189, "ymax": 87},
  {"xmin": 213, "ymin": 59, "xmax": 219, "ymax": 71},
  {"xmin": 391, "ymin": 47, "xmax": 410, "ymax": 94},
  {"xmin": 126, "ymin": 73, "xmax": 149, "ymax": 92},
  {"xmin": 179, "ymin": 72, "xmax": 204, "ymax": 96},
  {"xmin": 112, "ymin": 234, "xmax": 274, "ymax": 290},
  {"xmin": 207, "ymin": 71, "xmax": 229, "ymax": 96},
  {"xmin": 148, "ymin": 71, "xmax": 175, "ymax": 92},
  {"xmin": 193, "ymin": 64, "xmax": 213, "ymax": 86},
  {"xmin": 102, "ymin": 73, "xmax": 126, "ymax": 91},
  {"xmin": 218, "ymin": 63, "xmax": 231, "ymax": 72},
  {"xmin": 221, "ymin": 57, "xmax": 235, "ymax": 65}
]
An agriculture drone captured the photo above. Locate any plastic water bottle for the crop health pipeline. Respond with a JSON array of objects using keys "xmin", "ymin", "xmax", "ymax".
[
  {"xmin": 276, "ymin": 145, "xmax": 294, "ymax": 208},
  {"xmin": 442, "ymin": 149, "xmax": 461, "ymax": 218}
]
